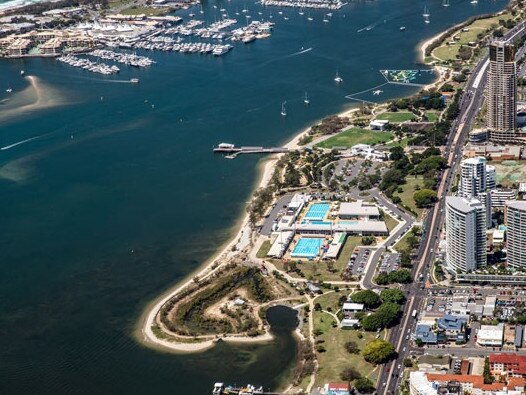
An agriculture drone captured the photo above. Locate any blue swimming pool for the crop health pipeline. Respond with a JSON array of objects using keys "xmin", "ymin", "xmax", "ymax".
[
  {"xmin": 291, "ymin": 238, "xmax": 323, "ymax": 259},
  {"xmin": 301, "ymin": 220, "xmax": 332, "ymax": 226},
  {"xmin": 304, "ymin": 203, "xmax": 330, "ymax": 221}
]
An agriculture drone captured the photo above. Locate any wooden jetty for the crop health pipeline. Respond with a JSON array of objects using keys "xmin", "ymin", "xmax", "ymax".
[{"xmin": 213, "ymin": 143, "xmax": 289, "ymax": 159}]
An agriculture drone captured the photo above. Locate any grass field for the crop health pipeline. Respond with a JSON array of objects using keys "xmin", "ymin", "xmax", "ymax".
[
  {"xmin": 121, "ymin": 6, "xmax": 170, "ymax": 15},
  {"xmin": 256, "ymin": 240, "xmax": 272, "ymax": 259},
  {"xmin": 388, "ymin": 137, "xmax": 410, "ymax": 148},
  {"xmin": 313, "ymin": 292, "xmax": 377, "ymax": 387},
  {"xmin": 393, "ymin": 176, "xmax": 425, "ymax": 218},
  {"xmin": 431, "ymin": 12, "xmax": 514, "ymax": 62},
  {"xmin": 375, "ymin": 111, "xmax": 416, "ymax": 123},
  {"xmin": 393, "ymin": 228, "xmax": 415, "ymax": 253},
  {"xmin": 425, "ymin": 111, "xmax": 440, "ymax": 122},
  {"xmin": 383, "ymin": 213, "xmax": 399, "ymax": 233},
  {"xmin": 316, "ymin": 128, "xmax": 392, "ymax": 149}
]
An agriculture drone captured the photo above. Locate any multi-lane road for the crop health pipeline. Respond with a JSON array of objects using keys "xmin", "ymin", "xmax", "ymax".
[{"xmin": 376, "ymin": 22, "xmax": 526, "ymax": 395}]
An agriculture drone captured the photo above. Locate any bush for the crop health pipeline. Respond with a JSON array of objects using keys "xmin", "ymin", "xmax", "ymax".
[
  {"xmin": 340, "ymin": 366, "xmax": 361, "ymax": 382},
  {"xmin": 345, "ymin": 340, "xmax": 360, "ymax": 354},
  {"xmin": 354, "ymin": 377, "xmax": 375, "ymax": 394}
]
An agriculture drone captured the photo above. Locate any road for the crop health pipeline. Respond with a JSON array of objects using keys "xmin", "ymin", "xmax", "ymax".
[{"xmin": 377, "ymin": 22, "xmax": 526, "ymax": 395}]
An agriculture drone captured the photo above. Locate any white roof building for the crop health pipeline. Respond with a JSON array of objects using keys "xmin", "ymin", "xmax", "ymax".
[
  {"xmin": 477, "ymin": 324, "xmax": 504, "ymax": 346},
  {"xmin": 338, "ymin": 200, "xmax": 380, "ymax": 219},
  {"xmin": 342, "ymin": 303, "xmax": 364, "ymax": 312}
]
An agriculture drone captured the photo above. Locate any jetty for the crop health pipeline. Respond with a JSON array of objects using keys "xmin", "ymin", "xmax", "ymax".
[
  {"xmin": 213, "ymin": 143, "xmax": 289, "ymax": 159},
  {"xmin": 213, "ymin": 382, "xmax": 285, "ymax": 394}
]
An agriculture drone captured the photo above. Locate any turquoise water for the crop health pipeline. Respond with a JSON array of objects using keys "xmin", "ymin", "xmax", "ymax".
[
  {"xmin": 304, "ymin": 202, "xmax": 330, "ymax": 221},
  {"xmin": 0, "ymin": 0, "xmax": 509, "ymax": 392},
  {"xmin": 291, "ymin": 237, "xmax": 324, "ymax": 259}
]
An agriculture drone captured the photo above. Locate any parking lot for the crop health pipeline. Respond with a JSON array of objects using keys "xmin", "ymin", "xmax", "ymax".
[
  {"xmin": 378, "ymin": 252, "xmax": 400, "ymax": 273},
  {"xmin": 346, "ymin": 247, "xmax": 372, "ymax": 276}
]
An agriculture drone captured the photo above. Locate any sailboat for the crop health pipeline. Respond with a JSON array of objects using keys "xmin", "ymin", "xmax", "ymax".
[
  {"xmin": 470, "ymin": 0, "xmax": 478, "ymax": 3},
  {"xmin": 299, "ymin": 7, "xmax": 304, "ymax": 15},
  {"xmin": 307, "ymin": 13, "xmax": 313, "ymax": 21},
  {"xmin": 334, "ymin": 71, "xmax": 343, "ymax": 83},
  {"xmin": 6, "ymin": 87, "xmax": 12, "ymax": 93},
  {"xmin": 281, "ymin": 101, "xmax": 287, "ymax": 116},
  {"xmin": 422, "ymin": 6, "xmax": 430, "ymax": 17},
  {"xmin": 323, "ymin": 14, "xmax": 329, "ymax": 23},
  {"xmin": 442, "ymin": 0, "xmax": 450, "ymax": 7},
  {"xmin": 303, "ymin": 92, "xmax": 310, "ymax": 105}
]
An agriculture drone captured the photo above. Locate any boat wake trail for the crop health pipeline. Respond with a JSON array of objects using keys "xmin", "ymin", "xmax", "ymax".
[
  {"xmin": 260, "ymin": 47, "xmax": 313, "ymax": 67},
  {"xmin": 357, "ymin": 18, "xmax": 389, "ymax": 33},
  {"xmin": 1, "ymin": 134, "xmax": 47, "ymax": 151}
]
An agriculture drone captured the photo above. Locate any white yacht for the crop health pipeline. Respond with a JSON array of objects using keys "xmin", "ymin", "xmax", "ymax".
[
  {"xmin": 422, "ymin": 6, "xmax": 430, "ymax": 17},
  {"xmin": 303, "ymin": 91, "xmax": 310, "ymax": 105},
  {"xmin": 334, "ymin": 71, "xmax": 343, "ymax": 83},
  {"xmin": 281, "ymin": 101, "xmax": 287, "ymax": 116},
  {"xmin": 6, "ymin": 88, "xmax": 12, "ymax": 93}
]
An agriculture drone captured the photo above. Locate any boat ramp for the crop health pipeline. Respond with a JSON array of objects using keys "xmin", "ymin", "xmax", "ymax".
[{"xmin": 213, "ymin": 143, "xmax": 289, "ymax": 159}]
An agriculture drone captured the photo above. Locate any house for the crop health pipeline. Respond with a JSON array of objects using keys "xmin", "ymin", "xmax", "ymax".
[
  {"xmin": 417, "ymin": 355, "xmax": 451, "ymax": 372},
  {"xmin": 340, "ymin": 318, "xmax": 360, "ymax": 328},
  {"xmin": 477, "ymin": 324, "xmax": 504, "ymax": 347},
  {"xmin": 342, "ymin": 302, "xmax": 364, "ymax": 318},
  {"xmin": 436, "ymin": 314, "xmax": 467, "ymax": 343}
]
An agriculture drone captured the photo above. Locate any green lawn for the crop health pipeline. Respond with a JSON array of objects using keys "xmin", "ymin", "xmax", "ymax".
[
  {"xmin": 313, "ymin": 304, "xmax": 377, "ymax": 387},
  {"xmin": 316, "ymin": 128, "xmax": 392, "ymax": 149},
  {"xmin": 375, "ymin": 111, "xmax": 416, "ymax": 123},
  {"xmin": 387, "ymin": 136, "xmax": 410, "ymax": 148},
  {"xmin": 425, "ymin": 111, "xmax": 440, "ymax": 122},
  {"xmin": 392, "ymin": 176, "xmax": 425, "ymax": 218},
  {"xmin": 121, "ymin": 6, "xmax": 171, "ymax": 15},
  {"xmin": 383, "ymin": 213, "xmax": 399, "ymax": 233},
  {"xmin": 432, "ymin": 44, "xmax": 461, "ymax": 62},
  {"xmin": 393, "ymin": 228, "xmax": 415, "ymax": 253},
  {"xmin": 256, "ymin": 240, "xmax": 272, "ymax": 259}
]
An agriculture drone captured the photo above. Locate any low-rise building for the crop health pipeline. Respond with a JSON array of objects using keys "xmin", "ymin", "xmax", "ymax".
[
  {"xmin": 369, "ymin": 119, "xmax": 389, "ymax": 131},
  {"xmin": 338, "ymin": 200, "xmax": 380, "ymax": 220},
  {"xmin": 415, "ymin": 324, "xmax": 438, "ymax": 345},
  {"xmin": 477, "ymin": 324, "xmax": 504, "ymax": 347},
  {"xmin": 417, "ymin": 355, "xmax": 451, "ymax": 372},
  {"xmin": 342, "ymin": 302, "xmax": 364, "ymax": 318},
  {"xmin": 436, "ymin": 314, "xmax": 467, "ymax": 343},
  {"xmin": 323, "ymin": 382, "xmax": 350, "ymax": 395},
  {"xmin": 491, "ymin": 189, "xmax": 516, "ymax": 209}
]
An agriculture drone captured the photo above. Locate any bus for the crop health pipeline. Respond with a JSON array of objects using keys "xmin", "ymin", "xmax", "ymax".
[{"xmin": 412, "ymin": 309, "xmax": 418, "ymax": 319}]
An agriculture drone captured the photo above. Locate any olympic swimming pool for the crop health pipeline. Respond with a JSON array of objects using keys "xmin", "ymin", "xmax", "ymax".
[
  {"xmin": 291, "ymin": 238, "xmax": 323, "ymax": 259},
  {"xmin": 303, "ymin": 203, "xmax": 330, "ymax": 221}
]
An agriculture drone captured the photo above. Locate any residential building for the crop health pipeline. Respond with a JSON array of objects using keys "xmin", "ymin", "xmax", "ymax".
[
  {"xmin": 342, "ymin": 302, "xmax": 364, "ymax": 318},
  {"xmin": 459, "ymin": 157, "xmax": 487, "ymax": 198},
  {"xmin": 445, "ymin": 197, "xmax": 487, "ymax": 272},
  {"xmin": 409, "ymin": 371, "xmax": 524, "ymax": 395},
  {"xmin": 486, "ymin": 165, "xmax": 497, "ymax": 190},
  {"xmin": 489, "ymin": 353, "xmax": 526, "ymax": 377},
  {"xmin": 487, "ymin": 41, "xmax": 517, "ymax": 142},
  {"xmin": 324, "ymin": 383, "xmax": 350, "ymax": 395},
  {"xmin": 505, "ymin": 201, "xmax": 526, "ymax": 269},
  {"xmin": 369, "ymin": 119, "xmax": 389, "ymax": 131},
  {"xmin": 491, "ymin": 189, "xmax": 516, "ymax": 208},
  {"xmin": 415, "ymin": 324, "xmax": 438, "ymax": 345},
  {"xmin": 477, "ymin": 324, "xmax": 504, "ymax": 346}
]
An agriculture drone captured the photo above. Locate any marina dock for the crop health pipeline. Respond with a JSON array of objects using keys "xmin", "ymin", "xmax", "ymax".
[{"xmin": 213, "ymin": 143, "xmax": 289, "ymax": 159}]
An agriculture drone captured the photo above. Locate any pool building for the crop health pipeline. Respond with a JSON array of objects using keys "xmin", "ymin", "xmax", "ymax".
[{"xmin": 267, "ymin": 199, "xmax": 389, "ymax": 260}]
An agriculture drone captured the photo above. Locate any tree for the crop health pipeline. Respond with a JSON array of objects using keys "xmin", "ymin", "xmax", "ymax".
[
  {"xmin": 389, "ymin": 146, "xmax": 405, "ymax": 161},
  {"xmin": 361, "ymin": 236, "xmax": 375, "ymax": 246},
  {"xmin": 351, "ymin": 290, "xmax": 381, "ymax": 309},
  {"xmin": 404, "ymin": 358, "xmax": 414, "ymax": 367},
  {"xmin": 340, "ymin": 366, "xmax": 361, "ymax": 382},
  {"xmin": 345, "ymin": 341, "xmax": 360, "ymax": 354},
  {"xmin": 414, "ymin": 189, "xmax": 438, "ymax": 208},
  {"xmin": 483, "ymin": 357, "xmax": 495, "ymax": 384},
  {"xmin": 362, "ymin": 339, "xmax": 397, "ymax": 364},
  {"xmin": 354, "ymin": 377, "xmax": 375, "ymax": 394},
  {"xmin": 380, "ymin": 289, "xmax": 406, "ymax": 305}
]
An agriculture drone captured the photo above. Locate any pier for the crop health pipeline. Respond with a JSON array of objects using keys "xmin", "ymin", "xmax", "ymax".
[
  {"xmin": 213, "ymin": 382, "xmax": 285, "ymax": 394},
  {"xmin": 213, "ymin": 143, "xmax": 289, "ymax": 159}
]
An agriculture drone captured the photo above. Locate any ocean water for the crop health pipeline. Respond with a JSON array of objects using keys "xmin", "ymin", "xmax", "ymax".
[{"xmin": 0, "ymin": 0, "xmax": 508, "ymax": 393}]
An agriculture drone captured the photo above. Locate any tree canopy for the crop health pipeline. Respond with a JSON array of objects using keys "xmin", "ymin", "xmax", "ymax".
[
  {"xmin": 362, "ymin": 339, "xmax": 397, "ymax": 364},
  {"xmin": 350, "ymin": 290, "xmax": 381, "ymax": 309},
  {"xmin": 380, "ymin": 289, "xmax": 406, "ymax": 305},
  {"xmin": 414, "ymin": 189, "xmax": 438, "ymax": 208}
]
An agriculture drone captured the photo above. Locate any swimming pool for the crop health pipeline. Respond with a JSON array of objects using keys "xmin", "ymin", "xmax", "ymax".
[
  {"xmin": 301, "ymin": 220, "xmax": 332, "ymax": 226},
  {"xmin": 304, "ymin": 203, "xmax": 330, "ymax": 221},
  {"xmin": 291, "ymin": 238, "xmax": 323, "ymax": 259}
]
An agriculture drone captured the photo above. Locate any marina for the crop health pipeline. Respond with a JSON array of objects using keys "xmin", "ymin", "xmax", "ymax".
[
  {"xmin": 260, "ymin": 0, "xmax": 344, "ymax": 10},
  {"xmin": 57, "ymin": 54, "xmax": 119, "ymax": 74},
  {"xmin": 213, "ymin": 383, "xmax": 283, "ymax": 395}
]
